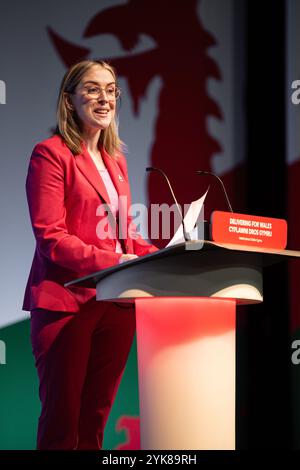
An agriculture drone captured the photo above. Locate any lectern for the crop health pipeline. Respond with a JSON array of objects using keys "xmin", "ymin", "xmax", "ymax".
[{"xmin": 66, "ymin": 240, "xmax": 300, "ymax": 450}]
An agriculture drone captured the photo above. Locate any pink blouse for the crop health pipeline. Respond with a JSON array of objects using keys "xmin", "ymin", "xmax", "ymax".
[{"xmin": 98, "ymin": 168, "xmax": 123, "ymax": 253}]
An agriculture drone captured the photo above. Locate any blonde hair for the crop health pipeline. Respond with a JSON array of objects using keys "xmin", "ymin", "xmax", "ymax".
[{"xmin": 56, "ymin": 60, "xmax": 123, "ymax": 157}]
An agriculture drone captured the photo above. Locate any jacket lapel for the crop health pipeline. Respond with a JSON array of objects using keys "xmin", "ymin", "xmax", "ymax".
[
  {"xmin": 74, "ymin": 145, "xmax": 131, "ymax": 246},
  {"xmin": 74, "ymin": 145, "xmax": 111, "ymax": 204},
  {"xmin": 101, "ymin": 147, "xmax": 128, "ymax": 198}
]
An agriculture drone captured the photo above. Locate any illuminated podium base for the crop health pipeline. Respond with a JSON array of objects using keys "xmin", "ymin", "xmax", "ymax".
[{"xmin": 135, "ymin": 297, "xmax": 236, "ymax": 450}]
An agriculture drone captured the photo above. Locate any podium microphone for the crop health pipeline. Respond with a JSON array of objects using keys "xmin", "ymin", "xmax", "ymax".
[
  {"xmin": 197, "ymin": 170, "xmax": 234, "ymax": 213},
  {"xmin": 146, "ymin": 167, "xmax": 191, "ymax": 242}
]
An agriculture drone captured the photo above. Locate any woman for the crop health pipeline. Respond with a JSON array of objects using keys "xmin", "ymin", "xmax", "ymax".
[{"xmin": 23, "ymin": 59, "xmax": 158, "ymax": 450}]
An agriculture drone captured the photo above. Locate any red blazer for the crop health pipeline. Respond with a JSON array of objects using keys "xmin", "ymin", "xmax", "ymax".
[{"xmin": 23, "ymin": 134, "xmax": 158, "ymax": 312}]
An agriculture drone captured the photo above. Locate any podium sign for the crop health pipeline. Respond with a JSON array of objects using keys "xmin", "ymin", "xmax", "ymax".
[{"xmin": 211, "ymin": 211, "xmax": 287, "ymax": 249}]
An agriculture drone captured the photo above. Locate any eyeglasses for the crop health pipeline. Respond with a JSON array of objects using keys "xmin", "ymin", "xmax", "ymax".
[{"xmin": 82, "ymin": 85, "xmax": 121, "ymax": 101}]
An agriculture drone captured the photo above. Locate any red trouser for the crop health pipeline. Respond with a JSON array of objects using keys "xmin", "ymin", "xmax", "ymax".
[{"xmin": 30, "ymin": 299, "xmax": 135, "ymax": 450}]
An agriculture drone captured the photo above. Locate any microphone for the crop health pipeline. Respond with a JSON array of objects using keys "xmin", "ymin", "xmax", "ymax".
[
  {"xmin": 146, "ymin": 167, "xmax": 191, "ymax": 242},
  {"xmin": 197, "ymin": 170, "xmax": 233, "ymax": 213}
]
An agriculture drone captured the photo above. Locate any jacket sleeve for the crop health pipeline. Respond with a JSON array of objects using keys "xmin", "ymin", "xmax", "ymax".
[
  {"xmin": 117, "ymin": 153, "xmax": 159, "ymax": 256},
  {"xmin": 26, "ymin": 143, "xmax": 122, "ymax": 275}
]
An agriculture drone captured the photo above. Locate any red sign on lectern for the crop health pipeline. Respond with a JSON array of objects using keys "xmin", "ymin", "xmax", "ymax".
[{"xmin": 211, "ymin": 211, "xmax": 287, "ymax": 249}]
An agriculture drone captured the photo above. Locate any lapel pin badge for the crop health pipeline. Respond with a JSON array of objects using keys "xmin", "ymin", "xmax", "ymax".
[{"xmin": 118, "ymin": 174, "xmax": 124, "ymax": 182}]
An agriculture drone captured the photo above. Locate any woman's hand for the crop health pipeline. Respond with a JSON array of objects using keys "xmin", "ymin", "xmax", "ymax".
[{"xmin": 118, "ymin": 254, "xmax": 138, "ymax": 264}]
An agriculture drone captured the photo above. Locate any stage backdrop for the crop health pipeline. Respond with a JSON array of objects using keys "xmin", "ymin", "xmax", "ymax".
[{"xmin": 1, "ymin": 0, "xmax": 284, "ymax": 450}]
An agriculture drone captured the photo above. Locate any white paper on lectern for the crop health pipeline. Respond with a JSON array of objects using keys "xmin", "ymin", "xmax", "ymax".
[{"xmin": 166, "ymin": 188, "xmax": 209, "ymax": 247}]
